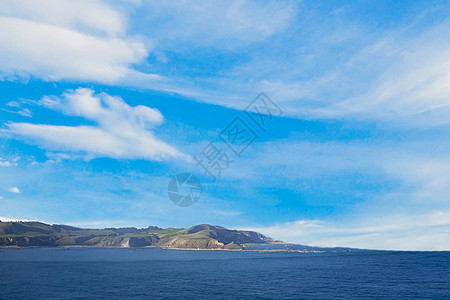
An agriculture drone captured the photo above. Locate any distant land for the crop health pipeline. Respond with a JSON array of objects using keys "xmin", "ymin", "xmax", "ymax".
[{"xmin": 0, "ymin": 221, "xmax": 279, "ymax": 250}]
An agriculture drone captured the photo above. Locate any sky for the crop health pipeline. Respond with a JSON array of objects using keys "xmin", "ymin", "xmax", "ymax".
[{"xmin": 0, "ymin": 0, "xmax": 450, "ymax": 250}]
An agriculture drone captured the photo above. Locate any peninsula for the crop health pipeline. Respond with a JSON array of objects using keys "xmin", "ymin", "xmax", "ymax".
[{"xmin": 0, "ymin": 221, "xmax": 274, "ymax": 250}]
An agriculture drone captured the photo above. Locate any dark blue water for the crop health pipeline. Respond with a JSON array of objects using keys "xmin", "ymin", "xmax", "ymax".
[{"xmin": 0, "ymin": 248, "xmax": 448, "ymax": 299}]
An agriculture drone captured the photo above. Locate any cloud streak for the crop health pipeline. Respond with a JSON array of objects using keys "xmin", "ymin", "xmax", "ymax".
[
  {"xmin": 246, "ymin": 210, "xmax": 450, "ymax": 251},
  {"xmin": 9, "ymin": 187, "xmax": 20, "ymax": 194},
  {"xmin": 138, "ymin": 0, "xmax": 296, "ymax": 50}
]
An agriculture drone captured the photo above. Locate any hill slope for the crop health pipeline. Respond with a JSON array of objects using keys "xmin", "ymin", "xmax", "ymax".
[{"xmin": 0, "ymin": 221, "xmax": 273, "ymax": 250}]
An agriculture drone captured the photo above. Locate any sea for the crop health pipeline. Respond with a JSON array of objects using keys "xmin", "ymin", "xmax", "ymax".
[{"xmin": 0, "ymin": 247, "xmax": 448, "ymax": 299}]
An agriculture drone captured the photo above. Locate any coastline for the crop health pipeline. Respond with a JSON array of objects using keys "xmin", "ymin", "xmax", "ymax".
[{"xmin": 0, "ymin": 245, "xmax": 321, "ymax": 253}]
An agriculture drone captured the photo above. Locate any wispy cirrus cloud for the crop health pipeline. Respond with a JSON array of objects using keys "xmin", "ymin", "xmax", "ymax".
[
  {"xmin": 246, "ymin": 210, "xmax": 450, "ymax": 251},
  {"xmin": 5, "ymin": 88, "xmax": 185, "ymax": 161},
  {"xmin": 316, "ymin": 22, "xmax": 450, "ymax": 125},
  {"xmin": 3, "ymin": 101, "xmax": 32, "ymax": 117},
  {"xmin": 132, "ymin": 2, "xmax": 450, "ymax": 127},
  {"xmin": 0, "ymin": 158, "xmax": 18, "ymax": 167},
  {"xmin": 137, "ymin": 0, "xmax": 297, "ymax": 50},
  {"xmin": 200, "ymin": 12, "xmax": 450, "ymax": 127}
]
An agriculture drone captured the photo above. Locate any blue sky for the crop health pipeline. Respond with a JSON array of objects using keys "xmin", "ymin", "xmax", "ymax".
[{"xmin": 1, "ymin": 0, "xmax": 450, "ymax": 250}]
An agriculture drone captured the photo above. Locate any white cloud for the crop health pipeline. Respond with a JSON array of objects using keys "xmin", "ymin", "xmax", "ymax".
[
  {"xmin": 6, "ymin": 88, "xmax": 185, "ymax": 161},
  {"xmin": 0, "ymin": 0, "xmax": 125, "ymax": 36},
  {"xmin": 9, "ymin": 187, "xmax": 20, "ymax": 194},
  {"xmin": 246, "ymin": 211, "xmax": 450, "ymax": 251},
  {"xmin": 0, "ymin": 16, "xmax": 150, "ymax": 83},
  {"xmin": 6, "ymin": 101, "xmax": 20, "ymax": 108},
  {"xmin": 0, "ymin": 158, "xmax": 18, "ymax": 167},
  {"xmin": 0, "ymin": 161, "xmax": 12, "ymax": 167},
  {"xmin": 0, "ymin": 0, "xmax": 155, "ymax": 84}
]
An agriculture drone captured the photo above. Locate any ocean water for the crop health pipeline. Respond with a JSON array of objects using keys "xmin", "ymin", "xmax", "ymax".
[{"xmin": 0, "ymin": 248, "xmax": 448, "ymax": 299}]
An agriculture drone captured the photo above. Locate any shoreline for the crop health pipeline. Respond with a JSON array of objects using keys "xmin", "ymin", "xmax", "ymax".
[{"xmin": 0, "ymin": 245, "xmax": 321, "ymax": 253}]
